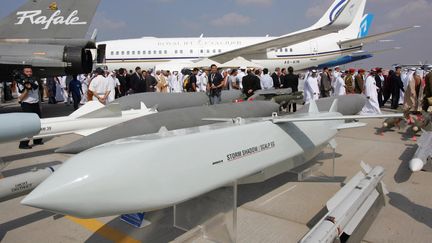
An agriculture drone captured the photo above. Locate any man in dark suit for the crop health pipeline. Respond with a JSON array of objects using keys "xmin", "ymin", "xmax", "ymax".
[
  {"xmin": 242, "ymin": 69, "xmax": 261, "ymax": 98},
  {"xmin": 130, "ymin": 67, "xmax": 146, "ymax": 93},
  {"xmin": 271, "ymin": 67, "xmax": 282, "ymax": 89},
  {"xmin": 375, "ymin": 68, "xmax": 384, "ymax": 107},
  {"xmin": 145, "ymin": 70, "xmax": 157, "ymax": 92},
  {"xmin": 320, "ymin": 67, "xmax": 332, "ymax": 97},
  {"xmin": 284, "ymin": 66, "xmax": 299, "ymax": 112}
]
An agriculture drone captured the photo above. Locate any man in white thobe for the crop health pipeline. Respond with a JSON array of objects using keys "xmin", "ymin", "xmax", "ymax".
[
  {"xmin": 89, "ymin": 68, "xmax": 110, "ymax": 105},
  {"xmin": 361, "ymin": 69, "xmax": 381, "ymax": 115},
  {"xmin": 107, "ymin": 71, "xmax": 119, "ymax": 103},
  {"xmin": 333, "ymin": 72, "xmax": 346, "ymax": 96},
  {"xmin": 260, "ymin": 68, "xmax": 274, "ymax": 90},
  {"xmin": 304, "ymin": 70, "xmax": 320, "ymax": 104}
]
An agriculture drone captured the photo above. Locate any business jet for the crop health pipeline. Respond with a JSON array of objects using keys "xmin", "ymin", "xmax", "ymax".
[{"xmin": 98, "ymin": 0, "xmax": 417, "ymax": 72}]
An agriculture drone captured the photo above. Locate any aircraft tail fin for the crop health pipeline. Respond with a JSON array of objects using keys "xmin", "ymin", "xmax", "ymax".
[
  {"xmin": 0, "ymin": 0, "xmax": 101, "ymax": 39},
  {"xmin": 312, "ymin": 0, "xmax": 366, "ymax": 28},
  {"xmin": 329, "ymin": 99, "xmax": 339, "ymax": 113},
  {"xmin": 69, "ymin": 101, "xmax": 105, "ymax": 119},
  {"xmin": 358, "ymin": 14, "xmax": 374, "ymax": 38}
]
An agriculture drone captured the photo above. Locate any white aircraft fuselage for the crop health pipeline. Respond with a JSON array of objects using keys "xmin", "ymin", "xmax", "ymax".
[{"xmin": 100, "ymin": 35, "xmax": 361, "ymax": 72}]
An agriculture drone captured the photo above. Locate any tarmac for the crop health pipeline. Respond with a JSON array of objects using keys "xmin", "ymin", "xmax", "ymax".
[{"xmin": 0, "ymin": 100, "xmax": 431, "ymax": 243}]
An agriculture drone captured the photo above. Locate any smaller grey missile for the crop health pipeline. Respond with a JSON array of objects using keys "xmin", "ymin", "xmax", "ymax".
[
  {"xmin": 409, "ymin": 131, "xmax": 432, "ymax": 172},
  {"xmin": 0, "ymin": 113, "xmax": 41, "ymax": 143},
  {"xmin": 300, "ymin": 165, "xmax": 386, "ymax": 243},
  {"xmin": 0, "ymin": 165, "xmax": 60, "ymax": 202}
]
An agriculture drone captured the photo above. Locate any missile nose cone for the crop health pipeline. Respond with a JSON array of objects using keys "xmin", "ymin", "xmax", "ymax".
[{"xmin": 409, "ymin": 158, "xmax": 424, "ymax": 172}]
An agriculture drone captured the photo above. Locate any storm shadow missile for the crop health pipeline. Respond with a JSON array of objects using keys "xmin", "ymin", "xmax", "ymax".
[
  {"xmin": 56, "ymin": 101, "xmax": 281, "ymax": 154},
  {"xmin": 0, "ymin": 165, "xmax": 60, "ymax": 202},
  {"xmin": 300, "ymin": 165, "xmax": 386, "ymax": 243},
  {"xmin": 22, "ymin": 100, "xmax": 402, "ymax": 218},
  {"xmin": 409, "ymin": 131, "xmax": 432, "ymax": 172},
  {"xmin": 0, "ymin": 113, "xmax": 41, "ymax": 143},
  {"xmin": 109, "ymin": 90, "xmax": 242, "ymax": 111}
]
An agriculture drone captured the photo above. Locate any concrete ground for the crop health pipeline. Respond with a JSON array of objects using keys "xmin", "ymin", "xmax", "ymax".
[{"xmin": 0, "ymin": 101, "xmax": 431, "ymax": 243}]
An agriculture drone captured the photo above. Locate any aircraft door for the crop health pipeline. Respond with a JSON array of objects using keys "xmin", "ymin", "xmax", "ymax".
[{"xmin": 310, "ymin": 41, "xmax": 319, "ymax": 61}]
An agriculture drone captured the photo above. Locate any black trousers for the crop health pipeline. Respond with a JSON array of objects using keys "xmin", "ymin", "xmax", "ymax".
[
  {"xmin": 391, "ymin": 92, "xmax": 400, "ymax": 109},
  {"xmin": 378, "ymin": 90, "xmax": 384, "ymax": 107},
  {"xmin": 72, "ymin": 93, "xmax": 81, "ymax": 110},
  {"xmin": 20, "ymin": 102, "xmax": 42, "ymax": 147}
]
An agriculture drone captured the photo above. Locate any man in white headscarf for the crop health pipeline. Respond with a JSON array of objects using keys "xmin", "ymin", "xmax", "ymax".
[
  {"xmin": 333, "ymin": 71, "xmax": 346, "ymax": 96},
  {"xmin": 361, "ymin": 69, "xmax": 381, "ymax": 115},
  {"xmin": 304, "ymin": 70, "xmax": 320, "ymax": 104}
]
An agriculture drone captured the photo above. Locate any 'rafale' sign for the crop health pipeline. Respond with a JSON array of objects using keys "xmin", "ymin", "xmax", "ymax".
[{"xmin": 14, "ymin": 10, "xmax": 87, "ymax": 30}]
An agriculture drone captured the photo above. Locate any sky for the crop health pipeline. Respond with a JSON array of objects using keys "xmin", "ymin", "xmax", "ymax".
[{"xmin": 1, "ymin": 0, "xmax": 431, "ymax": 69}]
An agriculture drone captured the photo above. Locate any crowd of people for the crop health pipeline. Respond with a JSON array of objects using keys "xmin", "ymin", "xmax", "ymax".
[{"xmin": 303, "ymin": 65, "xmax": 432, "ymax": 116}]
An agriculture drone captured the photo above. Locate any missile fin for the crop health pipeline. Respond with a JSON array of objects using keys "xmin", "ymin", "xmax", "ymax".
[
  {"xmin": 329, "ymin": 99, "xmax": 339, "ymax": 113},
  {"xmin": 308, "ymin": 100, "xmax": 319, "ymax": 114}
]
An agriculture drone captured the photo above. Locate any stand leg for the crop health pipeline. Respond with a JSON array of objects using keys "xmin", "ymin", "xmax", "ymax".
[
  {"xmin": 332, "ymin": 148, "xmax": 336, "ymax": 177},
  {"xmin": 233, "ymin": 180, "xmax": 238, "ymax": 243}
]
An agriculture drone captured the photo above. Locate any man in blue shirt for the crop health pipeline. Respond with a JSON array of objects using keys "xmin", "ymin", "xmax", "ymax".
[{"xmin": 69, "ymin": 75, "xmax": 84, "ymax": 110}]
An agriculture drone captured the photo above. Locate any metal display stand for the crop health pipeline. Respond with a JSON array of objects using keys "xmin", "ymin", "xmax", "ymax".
[
  {"xmin": 120, "ymin": 212, "xmax": 152, "ymax": 228},
  {"xmin": 173, "ymin": 181, "xmax": 238, "ymax": 243}
]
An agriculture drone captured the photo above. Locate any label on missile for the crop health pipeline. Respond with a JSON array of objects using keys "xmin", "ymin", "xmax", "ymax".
[
  {"xmin": 226, "ymin": 141, "xmax": 275, "ymax": 162},
  {"xmin": 11, "ymin": 181, "xmax": 33, "ymax": 193}
]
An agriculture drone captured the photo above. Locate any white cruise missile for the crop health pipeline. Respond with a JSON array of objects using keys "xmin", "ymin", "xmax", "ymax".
[
  {"xmin": 0, "ymin": 113, "xmax": 41, "ymax": 143},
  {"xmin": 21, "ymin": 100, "xmax": 402, "ymax": 218},
  {"xmin": 409, "ymin": 131, "xmax": 432, "ymax": 172},
  {"xmin": 33, "ymin": 101, "xmax": 155, "ymax": 139},
  {"xmin": 300, "ymin": 164, "xmax": 386, "ymax": 243}
]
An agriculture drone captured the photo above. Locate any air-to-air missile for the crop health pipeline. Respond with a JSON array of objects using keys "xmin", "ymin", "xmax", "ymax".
[
  {"xmin": 0, "ymin": 165, "xmax": 60, "ymax": 202},
  {"xmin": 33, "ymin": 101, "xmax": 155, "ymax": 139},
  {"xmin": 300, "ymin": 163, "xmax": 386, "ymax": 243},
  {"xmin": 409, "ymin": 131, "xmax": 432, "ymax": 172},
  {"xmin": 21, "ymin": 100, "xmax": 402, "ymax": 218},
  {"xmin": 56, "ymin": 95, "xmax": 367, "ymax": 154},
  {"xmin": 0, "ymin": 113, "xmax": 41, "ymax": 143}
]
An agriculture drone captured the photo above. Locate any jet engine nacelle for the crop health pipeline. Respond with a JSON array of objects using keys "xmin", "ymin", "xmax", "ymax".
[{"xmin": 63, "ymin": 46, "xmax": 93, "ymax": 75}]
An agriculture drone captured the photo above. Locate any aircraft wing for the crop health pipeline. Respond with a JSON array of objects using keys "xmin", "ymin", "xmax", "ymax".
[
  {"xmin": 338, "ymin": 26, "xmax": 419, "ymax": 48},
  {"xmin": 208, "ymin": 0, "xmax": 362, "ymax": 63}
]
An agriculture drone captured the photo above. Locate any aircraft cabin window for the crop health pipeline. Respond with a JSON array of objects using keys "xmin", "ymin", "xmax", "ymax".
[
  {"xmin": 290, "ymin": 48, "xmax": 293, "ymax": 52},
  {"xmin": 137, "ymin": 51, "xmax": 141, "ymax": 55},
  {"xmin": 180, "ymin": 50, "xmax": 183, "ymax": 54},
  {"xmin": 153, "ymin": 50, "xmax": 157, "ymax": 54},
  {"xmin": 110, "ymin": 51, "xmax": 114, "ymax": 55},
  {"xmin": 207, "ymin": 50, "xmax": 210, "ymax": 53},
  {"xmin": 132, "ymin": 51, "xmax": 135, "ymax": 55},
  {"xmin": 159, "ymin": 50, "xmax": 162, "ymax": 54},
  {"xmin": 116, "ymin": 51, "xmax": 119, "ymax": 55},
  {"xmin": 213, "ymin": 49, "xmax": 216, "ymax": 53},
  {"xmin": 126, "ymin": 51, "xmax": 130, "ymax": 55},
  {"xmin": 285, "ymin": 48, "xmax": 288, "ymax": 52},
  {"xmin": 164, "ymin": 50, "xmax": 167, "ymax": 54},
  {"xmin": 175, "ymin": 50, "xmax": 178, "ymax": 54},
  {"xmin": 218, "ymin": 49, "xmax": 222, "ymax": 53},
  {"xmin": 190, "ymin": 49, "xmax": 193, "ymax": 54}
]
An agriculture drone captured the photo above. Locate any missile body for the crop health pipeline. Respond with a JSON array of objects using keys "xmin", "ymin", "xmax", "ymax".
[
  {"xmin": 0, "ymin": 113, "xmax": 41, "ymax": 143},
  {"xmin": 300, "ymin": 166, "xmax": 385, "ymax": 243},
  {"xmin": 56, "ymin": 101, "xmax": 280, "ymax": 154},
  {"xmin": 409, "ymin": 131, "xmax": 432, "ymax": 172},
  {"xmin": 0, "ymin": 165, "xmax": 60, "ymax": 202},
  {"xmin": 23, "ymin": 112, "xmax": 341, "ymax": 218},
  {"xmin": 110, "ymin": 90, "xmax": 242, "ymax": 111},
  {"xmin": 35, "ymin": 104, "xmax": 155, "ymax": 139},
  {"xmin": 299, "ymin": 94, "xmax": 366, "ymax": 115}
]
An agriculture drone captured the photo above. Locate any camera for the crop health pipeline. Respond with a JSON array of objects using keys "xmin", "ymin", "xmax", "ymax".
[{"xmin": 13, "ymin": 70, "xmax": 37, "ymax": 90}]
